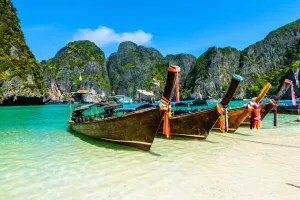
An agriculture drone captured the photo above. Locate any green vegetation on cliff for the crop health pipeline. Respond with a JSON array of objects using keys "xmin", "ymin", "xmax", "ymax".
[
  {"xmin": 107, "ymin": 41, "xmax": 164, "ymax": 96},
  {"xmin": 182, "ymin": 19, "xmax": 300, "ymax": 99},
  {"xmin": 0, "ymin": 0, "xmax": 46, "ymax": 103},
  {"xmin": 42, "ymin": 40, "xmax": 109, "ymax": 95},
  {"xmin": 184, "ymin": 47, "xmax": 241, "ymax": 98},
  {"xmin": 239, "ymin": 19, "xmax": 300, "ymax": 97}
]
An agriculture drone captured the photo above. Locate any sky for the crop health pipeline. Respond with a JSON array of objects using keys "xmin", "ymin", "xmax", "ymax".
[{"xmin": 12, "ymin": 0, "xmax": 300, "ymax": 61}]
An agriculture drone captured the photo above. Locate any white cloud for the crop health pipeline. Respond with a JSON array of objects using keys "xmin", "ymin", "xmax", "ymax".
[{"xmin": 71, "ymin": 26, "xmax": 152, "ymax": 46}]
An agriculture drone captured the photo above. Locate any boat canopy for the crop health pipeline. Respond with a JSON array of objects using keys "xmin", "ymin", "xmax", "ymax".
[
  {"xmin": 137, "ymin": 90, "xmax": 155, "ymax": 96},
  {"xmin": 135, "ymin": 104, "xmax": 155, "ymax": 110},
  {"xmin": 174, "ymin": 102, "xmax": 189, "ymax": 106},
  {"xmin": 114, "ymin": 108, "xmax": 136, "ymax": 112},
  {"xmin": 74, "ymin": 103, "xmax": 96, "ymax": 111},
  {"xmin": 96, "ymin": 101, "xmax": 123, "ymax": 110},
  {"xmin": 110, "ymin": 95, "xmax": 125, "ymax": 98},
  {"xmin": 74, "ymin": 102, "xmax": 122, "ymax": 112}
]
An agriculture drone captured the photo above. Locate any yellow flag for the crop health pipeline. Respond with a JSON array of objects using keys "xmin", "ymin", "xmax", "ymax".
[{"xmin": 79, "ymin": 73, "xmax": 82, "ymax": 81}]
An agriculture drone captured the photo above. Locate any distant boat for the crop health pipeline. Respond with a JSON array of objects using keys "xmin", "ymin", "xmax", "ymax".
[
  {"xmin": 192, "ymin": 99, "xmax": 208, "ymax": 105},
  {"xmin": 110, "ymin": 95, "xmax": 132, "ymax": 104},
  {"xmin": 276, "ymin": 99, "xmax": 300, "ymax": 104},
  {"xmin": 68, "ymin": 65, "xmax": 180, "ymax": 150},
  {"xmin": 117, "ymin": 96, "xmax": 131, "ymax": 104},
  {"xmin": 136, "ymin": 89, "xmax": 155, "ymax": 103},
  {"xmin": 72, "ymin": 89, "xmax": 99, "ymax": 103},
  {"xmin": 276, "ymin": 104, "xmax": 300, "ymax": 115}
]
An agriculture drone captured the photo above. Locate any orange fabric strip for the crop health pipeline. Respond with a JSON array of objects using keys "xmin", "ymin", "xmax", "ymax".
[{"xmin": 161, "ymin": 96, "xmax": 169, "ymax": 103}]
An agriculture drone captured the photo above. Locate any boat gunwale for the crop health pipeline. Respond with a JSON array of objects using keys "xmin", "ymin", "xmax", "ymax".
[
  {"xmin": 170, "ymin": 107, "xmax": 217, "ymax": 119},
  {"xmin": 71, "ymin": 106, "xmax": 158, "ymax": 125}
]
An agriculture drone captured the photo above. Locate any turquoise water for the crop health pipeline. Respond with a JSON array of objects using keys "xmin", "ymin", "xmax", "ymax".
[{"xmin": 0, "ymin": 102, "xmax": 300, "ymax": 199}]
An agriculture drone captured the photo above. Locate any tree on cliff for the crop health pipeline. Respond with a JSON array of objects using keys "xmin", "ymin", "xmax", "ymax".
[{"xmin": 0, "ymin": 0, "xmax": 46, "ymax": 105}]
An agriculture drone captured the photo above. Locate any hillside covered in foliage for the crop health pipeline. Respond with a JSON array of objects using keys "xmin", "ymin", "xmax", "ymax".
[
  {"xmin": 0, "ymin": 0, "xmax": 46, "ymax": 105},
  {"xmin": 41, "ymin": 40, "xmax": 109, "ymax": 102},
  {"xmin": 106, "ymin": 41, "xmax": 196, "ymax": 100},
  {"xmin": 184, "ymin": 19, "xmax": 300, "ymax": 99},
  {"xmin": 1, "ymin": 0, "xmax": 299, "ymax": 104}
]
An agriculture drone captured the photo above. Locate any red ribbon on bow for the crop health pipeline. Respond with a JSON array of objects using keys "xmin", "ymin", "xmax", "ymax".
[
  {"xmin": 160, "ymin": 96, "xmax": 171, "ymax": 138},
  {"xmin": 284, "ymin": 79, "xmax": 296, "ymax": 106},
  {"xmin": 168, "ymin": 66, "xmax": 181, "ymax": 103},
  {"xmin": 163, "ymin": 105, "xmax": 171, "ymax": 138}
]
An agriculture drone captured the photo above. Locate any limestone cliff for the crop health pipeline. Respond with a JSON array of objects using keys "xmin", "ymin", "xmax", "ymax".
[
  {"xmin": 106, "ymin": 41, "xmax": 163, "ymax": 98},
  {"xmin": 184, "ymin": 19, "xmax": 300, "ymax": 99},
  {"xmin": 184, "ymin": 47, "xmax": 242, "ymax": 99},
  {"xmin": 0, "ymin": 0, "xmax": 46, "ymax": 105},
  {"xmin": 41, "ymin": 40, "xmax": 109, "ymax": 102},
  {"xmin": 237, "ymin": 19, "xmax": 300, "ymax": 97},
  {"xmin": 164, "ymin": 54, "xmax": 196, "ymax": 88}
]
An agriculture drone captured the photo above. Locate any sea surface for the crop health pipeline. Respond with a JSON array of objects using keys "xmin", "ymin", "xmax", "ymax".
[{"xmin": 0, "ymin": 101, "xmax": 300, "ymax": 200}]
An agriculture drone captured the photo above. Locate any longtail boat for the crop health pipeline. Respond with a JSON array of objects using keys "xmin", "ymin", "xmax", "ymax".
[
  {"xmin": 68, "ymin": 65, "xmax": 180, "ymax": 151},
  {"xmin": 213, "ymin": 82, "xmax": 272, "ymax": 133},
  {"xmin": 276, "ymin": 105, "xmax": 300, "ymax": 115},
  {"xmin": 159, "ymin": 74, "xmax": 243, "ymax": 139},
  {"xmin": 241, "ymin": 79, "xmax": 295, "ymax": 127}
]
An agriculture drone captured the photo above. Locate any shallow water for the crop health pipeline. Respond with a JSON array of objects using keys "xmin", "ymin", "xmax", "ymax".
[{"xmin": 0, "ymin": 103, "xmax": 300, "ymax": 199}]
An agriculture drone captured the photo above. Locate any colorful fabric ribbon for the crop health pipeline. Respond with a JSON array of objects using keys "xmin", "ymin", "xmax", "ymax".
[
  {"xmin": 216, "ymin": 104, "xmax": 228, "ymax": 133},
  {"xmin": 168, "ymin": 66, "xmax": 181, "ymax": 103},
  {"xmin": 284, "ymin": 79, "xmax": 296, "ymax": 106},
  {"xmin": 253, "ymin": 104, "xmax": 261, "ymax": 129},
  {"xmin": 159, "ymin": 96, "xmax": 172, "ymax": 138},
  {"xmin": 245, "ymin": 101, "xmax": 261, "ymax": 130}
]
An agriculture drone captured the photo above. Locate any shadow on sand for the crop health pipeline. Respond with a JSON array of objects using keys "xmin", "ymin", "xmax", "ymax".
[
  {"xmin": 155, "ymin": 134, "xmax": 219, "ymax": 144},
  {"xmin": 286, "ymin": 183, "xmax": 300, "ymax": 189},
  {"xmin": 67, "ymin": 129, "xmax": 162, "ymax": 156},
  {"xmin": 231, "ymin": 132, "xmax": 253, "ymax": 137}
]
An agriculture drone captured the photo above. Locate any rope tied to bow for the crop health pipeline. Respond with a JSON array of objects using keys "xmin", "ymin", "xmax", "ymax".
[
  {"xmin": 245, "ymin": 101, "xmax": 261, "ymax": 130},
  {"xmin": 159, "ymin": 96, "xmax": 172, "ymax": 138},
  {"xmin": 216, "ymin": 104, "xmax": 228, "ymax": 133}
]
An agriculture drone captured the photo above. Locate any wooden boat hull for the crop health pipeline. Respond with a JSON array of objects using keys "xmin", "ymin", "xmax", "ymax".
[
  {"xmin": 69, "ymin": 107, "xmax": 162, "ymax": 151},
  {"xmin": 212, "ymin": 107, "xmax": 248, "ymax": 133},
  {"xmin": 158, "ymin": 108, "xmax": 220, "ymax": 139},
  {"xmin": 240, "ymin": 79, "xmax": 293, "ymax": 127},
  {"xmin": 213, "ymin": 104, "xmax": 274, "ymax": 132},
  {"xmin": 159, "ymin": 74, "xmax": 243, "ymax": 138},
  {"xmin": 213, "ymin": 83, "xmax": 272, "ymax": 133},
  {"xmin": 240, "ymin": 102, "xmax": 272, "ymax": 127},
  {"xmin": 168, "ymin": 108, "xmax": 220, "ymax": 138},
  {"xmin": 277, "ymin": 105, "xmax": 300, "ymax": 115}
]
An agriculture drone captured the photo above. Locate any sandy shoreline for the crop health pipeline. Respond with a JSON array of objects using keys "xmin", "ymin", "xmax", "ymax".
[{"xmin": 0, "ymin": 108, "xmax": 299, "ymax": 199}]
